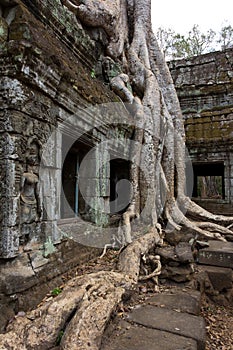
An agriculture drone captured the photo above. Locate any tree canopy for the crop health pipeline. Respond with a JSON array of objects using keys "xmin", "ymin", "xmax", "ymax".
[{"xmin": 156, "ymin": 23, "xmax": 233, "ymax": 60}]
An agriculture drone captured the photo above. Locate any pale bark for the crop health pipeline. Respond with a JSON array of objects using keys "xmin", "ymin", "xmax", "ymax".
[{"xmin": 59, "ymin": 0, "xmax": 232, "ymax": 242}]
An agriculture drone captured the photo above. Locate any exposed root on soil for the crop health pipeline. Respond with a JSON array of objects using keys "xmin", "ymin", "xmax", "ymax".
[{"xmin": 0, "ymin": 229, "xmax": 161, "ymax": 350}]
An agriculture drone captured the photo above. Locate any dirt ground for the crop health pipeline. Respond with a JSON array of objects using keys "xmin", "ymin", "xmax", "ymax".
[{"xmin": 201, "ymin": 301, "xmax": 233, "ymax": 350}]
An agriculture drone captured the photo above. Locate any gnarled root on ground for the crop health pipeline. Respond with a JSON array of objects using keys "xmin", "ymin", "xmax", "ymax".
[{"xmin": 0, "ymin": 228, "xmax": 161, "ymax": 350}]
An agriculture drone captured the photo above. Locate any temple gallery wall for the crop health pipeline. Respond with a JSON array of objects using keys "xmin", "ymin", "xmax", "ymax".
[
  {"xmin": 169, "ymin": 49, "xmax": 233, "ymax": 214},
  {"xmin": 0, "ymin": 0, "xmax": 232, "ymax": 330},
  {"xmin": 0, "ymin": 0, "xmax": 135, "ymax": 260},
  {"xmin": 0, "ymin": 0, "xmax": 135, "ymax": 327}
]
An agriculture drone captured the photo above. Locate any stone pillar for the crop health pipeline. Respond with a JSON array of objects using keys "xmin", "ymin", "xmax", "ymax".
[
  {"xmin": 40, "ymin": 128, "xmax": 63, "ymax": 244},
  {"xmin": 0, "ymin": 160, "xmax": 20, "ymax": 258},
  {"xmin": 79, "ymin": 142, "xmax": 110, "ymax": 226},
  {"xmin": 0, "ymin": 133, "xmax": 22, "ymax": 257},
  {"xmin": 229, "ymin": 152, "xmax": 233, "ymax": 203}
]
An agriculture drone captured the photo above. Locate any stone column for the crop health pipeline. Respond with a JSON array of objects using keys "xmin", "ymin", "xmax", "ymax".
[
  {"xmin": 79, "ymin": 141, "xmax": 110, "ymax": 226},
  {"xmin": 40, "ymin": 129, "xmax": 63, "ymax": 245},
  {"xmin": 0, "ymin": 158, "xmax": 20, "ymax": 258}
]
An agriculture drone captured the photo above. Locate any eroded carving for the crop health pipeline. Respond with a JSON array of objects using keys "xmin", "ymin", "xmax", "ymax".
[{"xmin": 20, "ymin": 140, "xmax": 42, "ymax": 224}]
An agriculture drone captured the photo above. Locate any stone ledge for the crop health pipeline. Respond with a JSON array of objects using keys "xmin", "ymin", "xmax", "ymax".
[
  {"xmin": 198, "ymin": 240, "xmax": 233, "ymax": 268},
  {"xmin": 198, "ymin": 265, "xmax": 233, "ymax": 292},
  {"xmin": 0, "ymin": 238, "xmax": 101, "ymax": 331}
]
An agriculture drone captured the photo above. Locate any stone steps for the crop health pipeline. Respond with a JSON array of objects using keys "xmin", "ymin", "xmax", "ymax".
[
  {"xmin": 101, "ymin": 289, "xmax": 206, "ymax": 350},
  {"xmin": 198, "ymin": 240, "xmax": 233, "ymax": 268},
  {"xmin": 101, "ymin": 240, "xmax": 233, "ymax": 349},
  {"xmin": 197, "ymin": 240, "xmax": 233, "ymax": 305}
]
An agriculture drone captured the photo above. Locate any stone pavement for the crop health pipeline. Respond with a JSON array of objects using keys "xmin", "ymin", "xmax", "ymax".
[
  {"xmin": 101, "ymin": 289, "xmax": 206, "ymax": 350},
  {"xmin": 101, "ymin": 240, "xmax": 233, "ymax": 349}
]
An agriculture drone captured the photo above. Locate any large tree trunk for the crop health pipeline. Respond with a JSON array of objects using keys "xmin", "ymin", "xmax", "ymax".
[
  {"xmin": 1, "ymin": 0, "xmax": 233, "ymax": 348},
  {"xmin": 63, "ymin": 0, "xmax": 233, "ymax": 240}
]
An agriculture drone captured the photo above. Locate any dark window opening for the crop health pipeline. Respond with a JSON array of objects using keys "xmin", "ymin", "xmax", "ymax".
[
  {"xmin": 110, "ymin": 159, "xmax": 131, "ymax": 214},
  {"xmin": 61, "ymin": 138, "xmax": 91, "ymax": 219},
  {"xmin": 192, "ymin": 162, "xmax": 225, "ymax": 200}
]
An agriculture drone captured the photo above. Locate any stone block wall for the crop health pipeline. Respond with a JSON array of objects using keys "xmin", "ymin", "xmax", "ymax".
[
  {"xmin": 0, "ymin": 0, "xmax": 134, "ymax": 260},
  {"xmin": 169, "ymin": 49, "xmax": 233, "ymax": 213},
  {"xmin": 0, "ymin": 0, "xmax": 135, "ymax": 327}
]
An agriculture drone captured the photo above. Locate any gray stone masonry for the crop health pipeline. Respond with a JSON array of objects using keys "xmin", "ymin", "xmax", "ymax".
[
  {"xmin": 128, "ymin": 305, "xmax": 205, "ymax": 350},
  {"xmin": 198, "ymin": 240, "xmax": 233, "ymax": 268},
  {"xmin": 198, "ymin": 265, "xmax": 233, "ymax": 292},
  {"xmin": 101, "ymin": 289, "xmax": 205, "ymax": 350},
  {"xmin": 102, "ymin": 321, "xmax": 198, "ymax": 350},
  {"xmin": 169, "ymin": 49, "xmax": 233, "ymax": 210}
]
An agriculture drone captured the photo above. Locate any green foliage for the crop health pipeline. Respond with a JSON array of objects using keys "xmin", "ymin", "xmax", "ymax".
[
  {"xmin": 156, "ymin": 27, "xmax": 177, "ymax": 58},
  {"xmin": 51, "ymin": 287, "xmax": 62, "ymax": 296},
  {"xmin": 91, "ymin": 68, "xmax": 96, "ymax": 79},
  {"xmin": 156, "ymin": 23, "xmax": 233, "ymax": 60},
  {"xmin": 186, "ymin": 25, "xmax": 216, "ymax": 56},
  {"xmin": 56, "ymin": 330, "xmax": 64, "ymax": 345},
  {"xmin": 217, "ymin": 24, "xmax": 233, "ymax": 50}
]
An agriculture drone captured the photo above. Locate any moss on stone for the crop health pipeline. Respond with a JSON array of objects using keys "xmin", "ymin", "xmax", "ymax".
[{"xmin": 43, "ymin": 237, "xmax": 56, "ymax": 257}]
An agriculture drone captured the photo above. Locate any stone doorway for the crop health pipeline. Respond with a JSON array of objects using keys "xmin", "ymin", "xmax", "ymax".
[
  {"xmin": 110, "ymin": 159, "xmax": 131, "ymax": 214},
  {"xmin": 61, "ymin": 140, "xmax": 89, "ymax": 219},
  {"xmin": 192, "ymin": 162, "xmax": 225, "ymax": 199}
]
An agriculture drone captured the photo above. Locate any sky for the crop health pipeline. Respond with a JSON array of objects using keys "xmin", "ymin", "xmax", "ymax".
[{"xmin": 151, "ymin": 0, "xmax": 233, "ymax": 35}]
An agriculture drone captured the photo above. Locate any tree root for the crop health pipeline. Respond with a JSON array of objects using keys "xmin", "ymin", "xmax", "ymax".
[
  {"xmin": 166, "ymin": 199, "xmax": 232, "ymax": 241},
  {"xmin": 5, "ymin": 0, "xmax": 232, "ymax": 348},
  {"xmin": 138, "ymin": 254, "xmax": 161, "ymax": 281},
  {"xmin": 195, "ymin": 221, "xmax": 233, "ymax": 236},
  {"xmin": 184, "ymin": 197, "xmax": 233, "ymax": 225},
  {"xmin": 0, "ymin": 228, "xmax": 162, "ymax": 350},
  {"xmin": 60, "ymin": 280, "xmax": 124, "ymax": 350},
  {"xmin": 118, "ymin": 226, "xmax": 162, "ymax": 281}
]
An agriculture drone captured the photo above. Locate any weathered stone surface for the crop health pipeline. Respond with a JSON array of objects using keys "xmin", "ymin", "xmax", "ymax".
[
  {"xmin": 156, "ymin": 242, "xmax": 194, "ymax": 264},
  {"xmin": 198, "ymin": 240, "xmax": 233, "ymax": 268},
  {"xmin": 198, "ymin": 265, "xmax": 233, "ymax": 292},
  {"xmin": 28, "ymin": 250, "xmax": 49, "ymax": 270},
  {"xmin": 165, "ymin": 229, "xmax": 184, "ymax": 245},
  {"xmin": 155, "ymin": 242, "xmax": 195, "ymax": 282},
  {"xmin": 155, "ymin": 242, "xmax": 194, "ymax": 264},
  {"xmin": 146, "ymin": 290, "xmax": 201, "ymax": 315},
  {"xmin": 0, "ymin": 239, "xmax": 101, "ymax": 330},
  {"xmin": 101, "ymin": 321, "xmax": 198, "ymax": 350},
  {"xmin": 161, "ymin": 264, "xmax": 195, "ymax": 282},
  {"xmin": 128, "ymin": 305, "xmax": 206, "ymax": 350},
  {"xmin": 0, "ymin": 0, "xmax": 131, "ymax": 260},
  {"xmin": 175, "ymin": 242, "xmax": 194, "ymax": 263},
  {"xmin": 165, "ymin": 227, "xmax": 196, "ymax": 245},
  {"xmin": 155, "ymin": 245, "xmax": 179, "ymax": 263},
  {"xmin": 0, "ymin": 254, "xmax": 36, "ymax": 295},
  {"xmin": 169, "ymin": 49, "xmax": 233, "ymax": 210},
  {"xmin": 0, "ymin": 0, "xmax": 231, "ymax": 344}
]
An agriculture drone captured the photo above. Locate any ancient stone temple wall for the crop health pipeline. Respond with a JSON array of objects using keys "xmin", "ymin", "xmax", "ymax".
[
  {"xmin": 0, "ymin": 0, "xmax": 232, "ymax": 331},
  {"xmin": 0, "ymin": 0, "xmax": 133, "ymax": 327},
  {"xmin": 0, "ymin": 0, "xmax": 133, "ymax": 259},
  {"xmin": 169, "ymin": 49, "xmax": 233, "ymax": 214}
]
